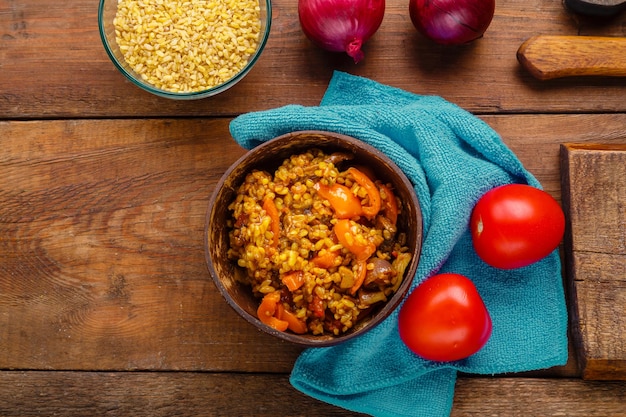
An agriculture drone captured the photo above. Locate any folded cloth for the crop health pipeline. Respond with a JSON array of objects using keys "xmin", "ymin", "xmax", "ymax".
[{"xmin": 229, "ymin": 71, "xmax": 568, "ymax": 417}]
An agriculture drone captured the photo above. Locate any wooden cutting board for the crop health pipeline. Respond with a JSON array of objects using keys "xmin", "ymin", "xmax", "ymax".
[{"xmin": 560, "ymin": 143, "xmax": 626, "ymax": 380}]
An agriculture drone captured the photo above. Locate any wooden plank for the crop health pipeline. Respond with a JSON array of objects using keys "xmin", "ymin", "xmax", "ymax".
[
  {"xmin": 1, "ymin": 0, "xmax": 626, "ymax": 118},
  {"xmin": 1, "ymin": 116, "xmax": 625, "ymax": 373},
  {"xmin": 0, "ymin": 118, "xmax": 304, "ymax": 373},
  {"xmin": 453, "ymin": 377, "xmax": 626, "ymax": 416},
  {"xmin": 0, "ymin": 371, "xmax": 623, "ymax": 417},
  {"xmin": 561, "ymin": 144, "xmax": 626, "ymax": 380}
]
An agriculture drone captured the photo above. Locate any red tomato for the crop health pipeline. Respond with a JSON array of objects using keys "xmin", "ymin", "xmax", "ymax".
[
  {"xmin": 398, "ymin": 273, "xmax": 492, "ymax": 362},
  {"xmin": 470, "ymin": 184, "xmax": 565, "ymax": 270}
]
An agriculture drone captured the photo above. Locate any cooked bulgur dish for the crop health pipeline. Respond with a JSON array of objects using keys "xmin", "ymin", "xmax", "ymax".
[{"xmin": 227, "ymin": 149, "xmax": 412, "ymax": 336}]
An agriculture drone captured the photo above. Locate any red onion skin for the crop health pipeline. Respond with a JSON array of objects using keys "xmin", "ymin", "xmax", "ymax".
[
  {"xmin": 409, "ymin": 0, "xmax": 495, "ymax": 45},
  {"xmin": 298, "ymin": 0, "xmax": 385, "ymax": 63}
]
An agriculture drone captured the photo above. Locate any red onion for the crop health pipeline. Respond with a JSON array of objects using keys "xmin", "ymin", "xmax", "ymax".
[
  {"xmin": 409, "ymin": 0, "xmax": 495, "ymax": 45},
  {"xmin": 298, "ymin": 0, "xmax": 385, "ymax": 63}
]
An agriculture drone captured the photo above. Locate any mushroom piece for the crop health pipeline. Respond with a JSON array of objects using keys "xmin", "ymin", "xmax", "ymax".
[
  {"xmin": 363, "ymin": 258, "xmax": 395, "ymax": 289},
  {"xmin": 325, "ymin": 152, "xmax": 354, "ymax": 166},
  {"xmin": 358, "ymin": 289, "xmax": 388, "ymax": 306}
]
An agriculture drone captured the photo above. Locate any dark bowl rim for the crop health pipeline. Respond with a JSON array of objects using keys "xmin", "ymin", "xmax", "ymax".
[{"xmin": 204, "ymin": 130, "xmax": 423, "ymax": 346}]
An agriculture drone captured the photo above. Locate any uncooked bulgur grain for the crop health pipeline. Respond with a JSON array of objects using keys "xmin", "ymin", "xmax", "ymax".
[
  {"xmin": 228, "ymin": 149, "xmax": 412, "ymax": 336},
  {"xmin": 114, "ymin": 0, "xmax": 261, "ymax": 93}
]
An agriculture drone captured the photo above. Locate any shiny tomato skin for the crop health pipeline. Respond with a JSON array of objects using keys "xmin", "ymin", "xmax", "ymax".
[
  {"xmin": 398, "ymin": 273, "xmax": 492, "ymax": 362},
  {"xmin": 470, "ymin": 184, "xmax": 565, "ymax": 270}
]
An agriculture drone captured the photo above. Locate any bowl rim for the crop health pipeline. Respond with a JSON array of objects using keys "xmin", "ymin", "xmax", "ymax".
[
  {"xmin": 97, "ymin": 0, "xmax": 272, "ymax": 100},
  {"xmin": 204, "ymin": 130, "xmax": 423, "ymax": 346}
]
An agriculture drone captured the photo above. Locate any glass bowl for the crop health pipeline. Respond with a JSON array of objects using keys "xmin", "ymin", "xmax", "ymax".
[
  {"xmin": 98, "ymin": 0, "xmax": 271, "ymax": 100},
  {"xmin": 205, "ymin": 131, "xmax": 423, "ymax": 346}
]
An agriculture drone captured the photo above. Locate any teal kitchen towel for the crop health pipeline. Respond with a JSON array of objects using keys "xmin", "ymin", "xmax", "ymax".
[{"xmin": 229, "ymin": 71, "xmax": 568, "ymax": 417}]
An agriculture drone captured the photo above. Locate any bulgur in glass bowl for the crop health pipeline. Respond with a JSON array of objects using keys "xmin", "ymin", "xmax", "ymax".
[
  {"xmin": 98, "ymin": 0, "xmax": 271, "ymax": 99},
  {"xmin": 205, "ymin": 131, "xmax": 423, "ymax": 346}
]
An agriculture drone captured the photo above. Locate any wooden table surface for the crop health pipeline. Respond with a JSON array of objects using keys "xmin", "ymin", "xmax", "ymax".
[{"xmin": 1, "ymin": 0, "xmax": 625, "ymax": 416}]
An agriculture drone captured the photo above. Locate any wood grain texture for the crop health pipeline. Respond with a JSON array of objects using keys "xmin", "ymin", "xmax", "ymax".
[
  {"xmin": 1, "ymin": 0, "xmax": 626, "ymax": 118},
  {"xmin": 0, "ymin": 118, "xmax": 305, "ymax": 372},
  {"xmin": 0, "ymin": 372, "xmax": 624, "ymax": 417},
  {"xmin": 2, "ymin": 0, "xmax": 625, "ymax": 414},
  {"xmin": 2, "ymin": 116, "xmax": 626, "ymax": 374},
  {"xmin": 560, "ymin": 144, "xmax": 626, "ymax": 380},
  {"xmin": 517, "ymin": 36, "xmax": 626, "ymax": 80}
]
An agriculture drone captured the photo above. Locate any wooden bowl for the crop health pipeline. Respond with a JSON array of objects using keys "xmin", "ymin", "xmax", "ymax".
[{"xmin": 205, "ymin": 131, "xmax": 423, "ymax": 346}]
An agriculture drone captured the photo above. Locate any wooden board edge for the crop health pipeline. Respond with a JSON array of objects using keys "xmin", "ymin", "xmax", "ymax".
[
  {"xmin": 559, "ymin": 144, "xmax": 586, "ymax": 376},
  {"xmin": 559, "ymin": 143, "xmax": 626, "ymax": 381}
]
